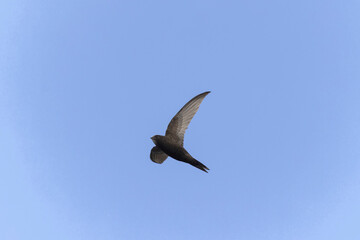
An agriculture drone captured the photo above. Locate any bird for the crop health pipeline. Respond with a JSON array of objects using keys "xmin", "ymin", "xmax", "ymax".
[{"xmin": 150, "ymin": 91, "xmax": 210, "ymax": 172}]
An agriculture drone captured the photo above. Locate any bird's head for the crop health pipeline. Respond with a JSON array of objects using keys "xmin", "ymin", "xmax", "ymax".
[
  {"xmin": 151, "ymin": 135, "xmax": 158, "ymax": 145},
  {"xmin": 151, "ymin": 135, "xmax": 160, "ymax": 145}
]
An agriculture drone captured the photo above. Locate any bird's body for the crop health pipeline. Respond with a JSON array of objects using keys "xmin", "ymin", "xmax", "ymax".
[
  {"xmin": 150, "ymin": 91, "xmax": 210, "ymax": 172},
  {"xmin": 152, "ymin": 135, "xmax": 193, "ymax": 163}
]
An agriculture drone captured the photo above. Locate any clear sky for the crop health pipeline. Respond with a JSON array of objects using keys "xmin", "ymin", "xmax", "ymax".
[{"xmin": 1, "ymin": 0, "xmax": 360, "ymax": 239}]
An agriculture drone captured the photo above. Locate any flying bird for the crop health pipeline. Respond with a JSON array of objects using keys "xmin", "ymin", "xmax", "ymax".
[{"xmin": 150, "ymin": 91, "xmax": 210, "ymax": 172}]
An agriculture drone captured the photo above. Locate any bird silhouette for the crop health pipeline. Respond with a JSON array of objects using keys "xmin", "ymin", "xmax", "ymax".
[{"xmin": 150, "ymin": 91, "xmax": 210, "ymax": 172}]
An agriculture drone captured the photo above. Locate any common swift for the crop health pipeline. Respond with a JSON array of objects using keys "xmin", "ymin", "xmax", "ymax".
[{"xmin": 150, "ymin": 91, "xmax": 210, "ymax": 172}]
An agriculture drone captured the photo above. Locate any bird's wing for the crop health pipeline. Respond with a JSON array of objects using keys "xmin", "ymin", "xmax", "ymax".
[
  {"xmin": 150, "ymin": 146, "xmax": 168, "ymax": 164},
  {"xmin": 165, "ymin": 91, "xmax": 210, "ymax": 146}
]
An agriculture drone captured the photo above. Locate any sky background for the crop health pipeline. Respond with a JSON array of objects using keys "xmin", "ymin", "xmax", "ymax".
[{"xmin": 1, "ymin": 0, "xmax": 360, "ymax": 239}]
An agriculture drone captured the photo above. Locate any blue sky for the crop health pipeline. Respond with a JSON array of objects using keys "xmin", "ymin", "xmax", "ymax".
[{"xmin": 1, "ymin": 0, "xmax": 360, "ymax": 239}]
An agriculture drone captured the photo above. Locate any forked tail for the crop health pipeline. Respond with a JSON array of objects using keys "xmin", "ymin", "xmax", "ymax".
[{"xmin": 189, "ymin": 158, "xmax": 209, "ymax": 173}]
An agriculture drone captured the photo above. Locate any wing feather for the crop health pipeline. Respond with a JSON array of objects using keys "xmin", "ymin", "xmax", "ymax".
[
  {"xmin": 150, "ymin": 146, "xmax": 168, "ymax": 164},
  {"xmin": 165, "ymin": 91, "xmax": 210, "ymax": 145}
]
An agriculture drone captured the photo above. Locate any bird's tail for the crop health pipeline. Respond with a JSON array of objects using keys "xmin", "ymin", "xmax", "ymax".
[{"xmin": 190, "ymin": 158, "xmax": 209, "ymax": 173}]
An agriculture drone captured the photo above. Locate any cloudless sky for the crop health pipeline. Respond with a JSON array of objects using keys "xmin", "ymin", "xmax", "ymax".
[{"xmin": 1, "ymin": 0, "xmax": 360, "ymax": 239}]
